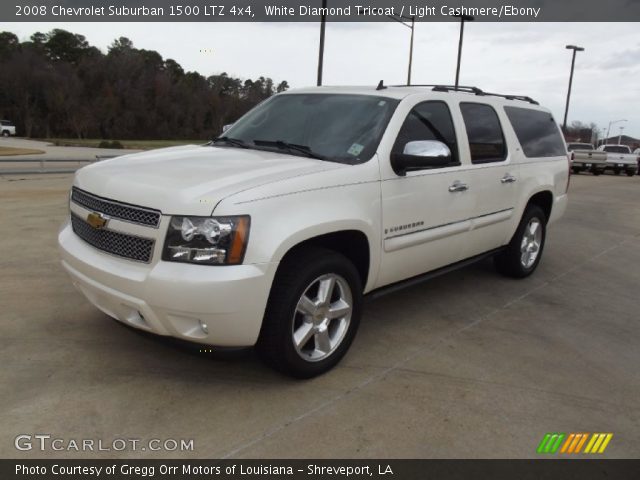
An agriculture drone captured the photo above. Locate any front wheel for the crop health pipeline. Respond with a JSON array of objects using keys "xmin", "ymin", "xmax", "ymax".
[
  {"xmin": 626, "ymin": 170, "xmax": 635, "ymax": 177},
  {"xmin": 592, "ymin": 169, "xmax": 602, "ymax": 176},
  {"xmin": 257, "ymin": 247, "xmax": 362, "ymax": 378},
  {"xmin": 572, "ymin": 167, "xmax": 581, "ymax": 174},
  {"xmin": 1, "ymin": 131, "xmax": 9, "ymax": 137},
  {"xmin": 614, "ymin": 169, "xmax": 621, "ymax": 175},
  {"xmin": 494, "ymin": 205, "xmax": 546, "ymax": 278}
]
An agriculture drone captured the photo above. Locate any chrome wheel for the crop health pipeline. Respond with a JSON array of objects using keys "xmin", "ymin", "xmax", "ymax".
[
  {"xmin": 292, "ymin": 273, "xmax": 353, "ymax": 362},
  {"xmin": 520, "ymin": 218, "xmax": 542, "ymax": 268}
]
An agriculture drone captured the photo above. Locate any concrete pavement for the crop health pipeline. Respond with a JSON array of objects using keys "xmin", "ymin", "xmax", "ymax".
[{"xmin": 1, "ymin": 173, "xmax": 639, "ymax": 459}]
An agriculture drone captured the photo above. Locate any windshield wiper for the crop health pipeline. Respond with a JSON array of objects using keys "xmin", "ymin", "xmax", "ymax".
[
  {"xmin": 253, "ymin": 140, "xmax": 326, "ymax": 160},
  {"xmin": 211, "ymin": 136, "xmax": 250, "ymax": 149}
]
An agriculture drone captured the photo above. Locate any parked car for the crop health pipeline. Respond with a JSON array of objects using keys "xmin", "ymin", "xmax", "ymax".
[
  {"xmin": 0, "ymin": 120, "xmax": 16, "ymax": 137},
  {"xmin": 58, "ymin": 85, "xmax": 569, "ymax": 377},
  {"xmin": 598, "ymin": 144, "xmax": 638, "ymax": 176},
  {"xmin": 567, "ymin": 142, "xmax": 607, "ymax": 175}
]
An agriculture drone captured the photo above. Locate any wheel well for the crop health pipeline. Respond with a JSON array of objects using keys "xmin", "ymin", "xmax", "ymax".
[
  {"xmin": 527, "ymin": 191, "xmax": 553, "ymax": 223},
  {"xmin": 282, "ymin": 231, "xmax": 370, "ymax": 287}
]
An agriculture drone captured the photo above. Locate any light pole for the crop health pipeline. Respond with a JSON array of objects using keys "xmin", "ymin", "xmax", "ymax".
[
  {"xmin": 618, "ymin": 126, "xmax": 625, "ymax": 145},
  {"xmin": 317, "ymin": 0, "xmax": 327, "ymax": 86},
  {"xmin": 562, "ymin": 45, "xmax": 584, "ymax": 131},
  {"xmin": 454, "ymin": 14, "xmax": 474, "ymax": 88},
  {"xmin": 387, "ymin": 14, "xmax": 416, "ymax": 85},
  {"xmin": 606, "ymin": 119, "xmax": 627, "ymax": 144}
]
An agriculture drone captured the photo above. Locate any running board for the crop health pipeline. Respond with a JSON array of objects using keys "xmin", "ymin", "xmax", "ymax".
[{"xmin": 365, "ymin": 248, "xmax": 504, "ymax": 302}]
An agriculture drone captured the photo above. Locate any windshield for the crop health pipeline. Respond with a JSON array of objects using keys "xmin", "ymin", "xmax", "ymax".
[
  {"xmin": 603, "ymin": 146, "xmax": 630, "ymax": 154},
  {"xmin": 568, "ymin": 143, "xmax": 593, "ymax": 151},
  {"xmin": 219, "ymin": 94, "xmax": 399, "ymax": 164}
]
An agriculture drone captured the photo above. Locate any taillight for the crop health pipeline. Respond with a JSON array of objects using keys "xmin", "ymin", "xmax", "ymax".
[{"xmin": 566, "ymin": 153, "xmax": 571, "ymax": 192}]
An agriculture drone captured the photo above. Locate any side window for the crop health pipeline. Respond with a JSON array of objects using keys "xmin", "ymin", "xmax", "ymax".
[
  {"xmin": 504, "ymin": 106, "xmax": 566, "ymax": 158},
  {"xmin": 392, "ymin": 101, "xmax": 459, "ymax": 165},
  {"xmin": 460, "ymin": 103, "xmax": 507, "ymax": 164}
]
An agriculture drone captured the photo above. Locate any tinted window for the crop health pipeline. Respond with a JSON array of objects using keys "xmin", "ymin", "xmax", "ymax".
[
  {"xmin": 603, "ymin": 146, "xmax": 630, "ymax": 154},
  {"xmin": 567, "ymin": 143, "xmax": 593, "ymax": 151},
  {"xmin": 392, "ymin": 101, "xmax": 458, "ymax": 165},
  {"xmin": 459, "ymin": 103, "xmax": 507, "ymax": 164},
  {"xmin": 504, "ymin": 106, "xmax": 566, "ymax": 158}
]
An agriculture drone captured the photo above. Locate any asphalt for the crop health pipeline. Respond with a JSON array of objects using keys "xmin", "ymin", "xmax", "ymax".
[{"xmin": 1, "ymin": 172, "xmax": 639, "ymax": 459}]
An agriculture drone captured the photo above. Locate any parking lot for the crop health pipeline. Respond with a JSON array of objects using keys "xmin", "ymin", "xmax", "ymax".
[{"xmin": 1, "ymin": 172, "xmax": 639, "ymax": 459}]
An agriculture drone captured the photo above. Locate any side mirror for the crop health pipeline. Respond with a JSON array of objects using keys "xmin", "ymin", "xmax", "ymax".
[
  {"xmin": 391, "ymin": 140, "xmax": 454, "ymax": 176},
  {"xmin": 222, "ymin": 123, "xmax": 233, "ymax": 133}
]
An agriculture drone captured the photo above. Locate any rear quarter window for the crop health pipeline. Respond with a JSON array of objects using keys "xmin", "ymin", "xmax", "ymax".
[{"xmin": 504, "ymin": 106, "xmax": 566, "ymax": 158}]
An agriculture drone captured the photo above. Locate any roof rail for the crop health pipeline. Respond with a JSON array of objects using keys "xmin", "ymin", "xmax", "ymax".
[{"xmin": 388, "ymin": 84, "xmax": 539, "ymax": 105}]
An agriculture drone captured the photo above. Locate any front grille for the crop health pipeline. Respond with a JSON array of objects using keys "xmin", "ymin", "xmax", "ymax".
[
  {"xmin": 71, "ymin": 213, "xmax": 155, "ymax": 263},
  {"xmin": 71, "ymin": 187, "xmax": 161, "ymax": 228}
]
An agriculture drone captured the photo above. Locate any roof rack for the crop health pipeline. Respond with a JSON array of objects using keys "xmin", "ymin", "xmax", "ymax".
[{"xmin": 389, "ymin": 84, "xmax": 539, "ymax": 105}]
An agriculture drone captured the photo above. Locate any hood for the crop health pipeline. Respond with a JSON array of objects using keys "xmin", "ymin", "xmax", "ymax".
[{"xmin": 74, "ymin": 144, "xmax": 344, "ymax": 215}]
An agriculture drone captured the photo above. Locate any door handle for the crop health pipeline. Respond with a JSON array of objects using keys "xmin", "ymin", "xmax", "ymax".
[
  {"xmin": 501, "ymin": 174, "xmax": 517, "ymax": 184},
  {"xmin": 448, "ymin": 181, "xmax": 469, "ymax": 193}
]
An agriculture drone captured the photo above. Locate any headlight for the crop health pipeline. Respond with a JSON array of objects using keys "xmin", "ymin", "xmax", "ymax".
[{"xmin": 162, "ymin": 215, "xmax": 250, "ymax": 265}]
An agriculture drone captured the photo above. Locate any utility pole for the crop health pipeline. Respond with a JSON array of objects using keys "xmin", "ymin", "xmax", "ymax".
[
  {"xmin": 454, "ymin": 15, "xmax": 474, "ymax": 88},
  {"xmin": 562, "ymin": 45, "xmax": 584, "ymax": 130},
  {"xmin": 317, "ymin": 0, "xmax": 327, "ymax": 86},
  {"xmin": 387, "ymin": 14, "xmax": 416, "ymax": 85}
]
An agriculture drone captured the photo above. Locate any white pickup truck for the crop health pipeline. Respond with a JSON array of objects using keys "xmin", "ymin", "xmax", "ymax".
[
  {"xmin": 1, "ymin": 120, "xmax": 17, "ymax": 137},
  {"xmin": 58, "ymin": 85, "xmax": 568, "ymax": 377},
  {"xmin": 598, "ymin": 144, "xmax": 638, "ymax": 176},
  {"xmin": 567, "ymin": 142, "xmax": 607, "ymax": 175}
]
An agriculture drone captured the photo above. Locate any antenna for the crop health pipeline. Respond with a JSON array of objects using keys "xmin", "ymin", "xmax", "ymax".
[{"xmin": 376, "ymin": 80, "xmax": 386, "ymax": 91}]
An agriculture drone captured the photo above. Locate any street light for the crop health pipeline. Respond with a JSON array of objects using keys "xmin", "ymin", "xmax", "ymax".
[
  {"xmin": 317, "ymin": 0, "xmax": 327, "ymax": 86},
  {"xmin": 387, "ymin": 14, "xmax": 416, "ymax": 85},
  {"xmin": 606, "ymin": 119, "xmax": 627, "ymax": 144},
  {"xmin": 454, "ymin": 14, "xmax": 474, "ymax": 88},
  {"xmin": 562, "ymin": 45, "xmax": 584, "ymax": 131},
  {"xmin": 618, "ymin": 126, "xmax": 625, "ymax": 145}
]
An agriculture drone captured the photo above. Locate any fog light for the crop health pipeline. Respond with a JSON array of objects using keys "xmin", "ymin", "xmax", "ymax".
[{"xmin": 199, "ymin": 320, "xmax": 209, "ymax": 334}]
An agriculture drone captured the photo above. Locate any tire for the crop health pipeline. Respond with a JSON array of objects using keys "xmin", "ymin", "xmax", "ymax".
[
  {"xmin": 571, "ymin": 167, "xmax": 580, "ymax": 174},
  {"xmin": 257, "ymin": 247, "xmax": 363, "ymax": 378},
  {"xmin": 1, "ymin": 131, "xmax": 9, "ymax": 137},
  {"xmin": 494, "ymin": 205, "xmax": 547, "ymax": 279},
  {"xmin": 614, "ymin": 169, "xmax": 621, "ymax": 175},
  {"xmin": 626, "ymin": 170, "xmax": 635, "ymax": 177},
  {"xmin": 592, "ymin": 169, "xmax": 602, "ymax": 176}
]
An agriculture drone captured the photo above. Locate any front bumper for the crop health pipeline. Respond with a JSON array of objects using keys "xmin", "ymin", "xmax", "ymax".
[{"xmin": 58, "ymin": 220, "xmax": 277, "ymax": 346}]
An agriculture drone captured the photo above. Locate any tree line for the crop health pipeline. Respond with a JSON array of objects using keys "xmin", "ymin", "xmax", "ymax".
[{"xmin": 0, "ymin": 29, "xmax": 289, "ymax": 139}]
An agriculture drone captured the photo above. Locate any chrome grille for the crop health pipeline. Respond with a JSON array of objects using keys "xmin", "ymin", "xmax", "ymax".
[
  {"xmin": 71, "ymin": 213, "xmax": 155, "ymax": 263},
  {"xmin": 71, "ymin": 187, "xmax": 161, "ymax": 227}
]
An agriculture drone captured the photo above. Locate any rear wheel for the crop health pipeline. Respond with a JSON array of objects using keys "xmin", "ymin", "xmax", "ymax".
[
  {"xmin": 1, "ymin": 130, "xmax": 9, "ymax": 137},
  {"xmin": 257, "ymin": 247, "xmax": 362, "ymax": 378},
  {"xmin": 614, "ymin": 169, "xmax": 621, "ymax": 175},
  {"xmin": 572, "ymin": 167, "xmax": 581, "ymax": 174},
  {"xmin": 592, "ymin": 169, "xmax": 602, "ymax": 176},
  {"xmin": 626, "ymin": 170, "xmax": 635, "ymax": 177},
  {"xmin": 494, "ymin": 205, "xmax": 546, "ymax": 278}
]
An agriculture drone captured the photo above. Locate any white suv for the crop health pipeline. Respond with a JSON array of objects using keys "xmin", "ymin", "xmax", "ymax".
[{"xmin": 58, "ymin": 85, "xmax": 569, "ymax": 377}]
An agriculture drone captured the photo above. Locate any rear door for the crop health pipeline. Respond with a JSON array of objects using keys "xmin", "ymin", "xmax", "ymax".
[{"xmin": 458, "ymin": 102, "xmax": 518, "ymax": 258}]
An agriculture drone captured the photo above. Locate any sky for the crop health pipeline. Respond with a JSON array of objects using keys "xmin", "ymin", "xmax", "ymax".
[{"xmin": 2, "ymin": 21, "xmax": 639, "ymax": 139}]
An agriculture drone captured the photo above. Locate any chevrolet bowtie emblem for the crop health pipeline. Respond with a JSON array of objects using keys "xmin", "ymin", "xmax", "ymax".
[{"xmin": 86, "ymin": 212, "xmax": 108, "ymax": 229}]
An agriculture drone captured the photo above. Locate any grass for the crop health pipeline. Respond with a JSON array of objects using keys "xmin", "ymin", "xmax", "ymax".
[
  {"xmin": 39, "ymin": 138, "xmax": 206, "ymax": 150},
  {"xmin": 0, "ymin": 146, "xmax": 45, "ymax": 156}
]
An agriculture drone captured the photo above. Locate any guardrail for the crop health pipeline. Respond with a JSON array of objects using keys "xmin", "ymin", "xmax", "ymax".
[{"xmin": 0, "ymin": 155, "xmax": 119, "ymax": 174}]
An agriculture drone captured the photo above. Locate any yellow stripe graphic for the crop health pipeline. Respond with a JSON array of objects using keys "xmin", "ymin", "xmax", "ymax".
[
  {"xmin": 591, "ymin": 434, "xmax": 606, "ymax": 453},
  {"xmin": 597, "ymin": 434, "xmax": 613, "ymax": 453},
  {"xmin": 584, "ymin": 433, "xmax": 598, "ymax": 453}
]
